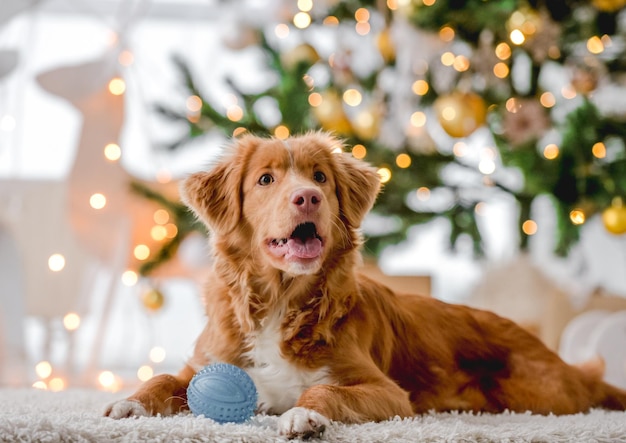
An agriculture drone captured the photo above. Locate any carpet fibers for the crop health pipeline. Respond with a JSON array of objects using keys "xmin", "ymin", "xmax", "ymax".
[{"xmin": 1, "ymin": 388, "xmax": 626, "ymax": 442}]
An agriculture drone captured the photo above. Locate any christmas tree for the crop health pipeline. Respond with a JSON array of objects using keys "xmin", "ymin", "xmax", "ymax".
[{"xmin": 136, "ymin": 0, "xmax": 626, "ymax": 275}]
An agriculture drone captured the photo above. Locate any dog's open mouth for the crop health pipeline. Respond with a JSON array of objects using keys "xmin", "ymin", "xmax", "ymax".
[{"xmin": 268, "ymin": 222, "xmax": 323, "ymax": 260}]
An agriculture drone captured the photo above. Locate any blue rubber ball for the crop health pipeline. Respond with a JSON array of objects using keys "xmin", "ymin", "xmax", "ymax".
[{"xmin": 187, "ymin": 363, "xmax": 258, "ymax": 423}]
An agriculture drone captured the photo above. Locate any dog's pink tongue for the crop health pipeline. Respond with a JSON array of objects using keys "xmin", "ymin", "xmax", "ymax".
[{"xmin": 287, "ymin": 237, "xmax": 322, "ymax": 259}]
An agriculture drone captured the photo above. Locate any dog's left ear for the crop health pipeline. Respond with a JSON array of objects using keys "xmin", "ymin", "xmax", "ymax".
[{"xmin": 334, "ymin": 153, "xmax": 381, "ymax": 228}]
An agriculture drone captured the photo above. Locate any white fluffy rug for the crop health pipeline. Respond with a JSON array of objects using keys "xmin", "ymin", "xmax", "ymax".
[{"xmin": 2, "ymin": 388, "xmax": 626, "ymax": 442}]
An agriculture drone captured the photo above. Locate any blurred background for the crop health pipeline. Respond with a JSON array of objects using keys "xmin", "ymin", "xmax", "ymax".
[{"xmin": 2, "ymin": 0, "xmax": 626, "ymax": 393}]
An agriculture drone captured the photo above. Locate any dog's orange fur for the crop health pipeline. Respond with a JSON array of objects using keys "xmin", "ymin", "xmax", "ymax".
[{"xmin": 106, "ymin": 132, "xmax": 626, "ymax": 438}]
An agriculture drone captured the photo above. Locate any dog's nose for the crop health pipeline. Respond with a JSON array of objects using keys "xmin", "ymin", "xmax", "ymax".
[{"xmin": 291, "ymin": 188, "xmax": 322, "ymax": 214}]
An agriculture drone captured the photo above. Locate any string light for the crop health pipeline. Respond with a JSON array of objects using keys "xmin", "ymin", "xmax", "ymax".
[
  {"xmin": 186, "ymin": 95, "xmax": 202, "ymax": 113},
  {"xmin": 323, "ymin": 16, "xmax": 339, "ymax": 26},
  {"xmin": 522, "ymin": 220, "xmax": 538, "ymax": 235},
  {"xmin": 89, "ymin": 193, "xmax": 107, "ymax": 209},
  {"xmin": 439, "ymin": 26, "xmax": 455, "ymax": 42},
  {"xmin": 416, "ymin": 187, "xmax": 430, "ymax": 201},
  {"xmin": 297, "ymin": 0, "xmax": 313, "ymax": 12},
  {"xmin": 121, "ymin": 270, "xmax": 138, "ymax": 286},
  {"xmin": 98, "ymin": 371, "xmax": 121, "ymax": 392},
  {"xmin": 561, "ymin": 85, "xmax": 577, "ymax": 99},
  {"xmin": 410, "ymin": 111, "xmax": 426, "ymax": 128},
  {"xmin": 540, "ymin": 92, "xmax": 556, "ymax": 108},
  {"xmin": 441, "ymin": 52, "xmax": 455, "ymax": 66},
  {"xmin": 226, "ymin": 105, "xmax": 243, "ymax": 122},
  {"xmin": 352, "ymin": 144, "xmax": 367, "ymax": 159},
  {"xmin": 493, "ymin": 63, "xmax": 509, "ymax": 78},
  {"xmin": 151, "ymin": 225, "xmax": 167, "ymax": 241},
  {"xmin": 137, "ymin": 365, "xmax": 154, "ymax": 382},
  {"xmin": 453, "ymin": 142, "xmax": 468, "ymax": 157},
  {"xmin": 149, "ymin": 346, "xmax": 167, "ymax": 363},
  {"xmin": 118, "ymin": 50, "xmax": 134, "ymax": 67},
  {"xmin": 478, "ymin": 158, "xmax": 496, "ymax": 174},
  {"xmin": 35, "ymin": 361, "xmax": 52, "ymax": 379},
  {"xmin": 396, "ymin": 153, "xmax": 412, "ymax": 168},
  {"xmin": 134, "ymin": 244, "xmax": 150, "ymax": 261},
  {"xmin": 293, "ymin": 12, "xmax": 311, "ymax": 29},
  {"xmin": 495, "ymin": 43, "xmax": 511, "ymax": 60},
  {"xmin": 570, "ymin": 209, "xmax": 586, "ymax": 225},
  {"xmin": 274, "ymin": 125, "xmax": 290, "ymax": 139},
  {"xmin": 411, "ymin": 80, "xmax": 429, "ymax": 96},
  {"xmin": 164, "ymin": 223, "xmax": 178, "ymax": 238},
  {"xmin": 63, "ymin": 313, "xmax": 81, "ymax": 331},
  {"xmin": 543, "ymin": 143, "xmax": 559, "ymax": 160},
  {"xmin": 587, "ymin": 36, "xmax": 604, "ymax": 54},
  {"xmin": 153, "ymin": 209, "xmax": 170, "ymax": 225},
  {"xmin": 108, "ymin": 77, "xmax": 126, "ymax": 95},
  {"xmin": 104, "ymin": 143, "xmax": 121, "ymax": 161},
  {"xmin": 275, "ymin": 24, "xmax": 290, "ymax": 38},
  {"xmin": 233, "ymin": 127, "xmax": 247, "ymax": 137},
  {"xmin": 308, "ymin": 92, "xmax": 322, "ymax": 107},
  {"xmin": 510, "ymin": 29, "xmax": 525, "ymax": 45},
  {"xmin": 48, "ymin": 377, "xmax": 66, "ymax": 392},
  {"xmin": 452, "ymin": 55, "xmax": 470, "ymax": 72},
  {"xmin": 32, "ymin": 381, "xmax": 47, "ymax": 390},
  {"xmin": 387, "ymin": 0, "xmax": 398, "ymax": 9},
  {"xmin": 423, "ymin": 0, "xmax": 436, "ymax": 5},
  {"xmin": 343, "ymin": 89, "xmax": 362, "ymax": 106},
  {"xmin": 48, "ymin": 254, "xmax": 66, "ymax": 272},
  {"xmin": 377, "ymin": 167, "xmax": 392, "ymax": 183},
  {"xmin": 592, "ymin": 142, "xmax": 606, "ymax": 158}
]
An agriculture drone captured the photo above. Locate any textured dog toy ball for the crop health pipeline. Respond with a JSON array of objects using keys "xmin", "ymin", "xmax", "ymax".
[{"xmin": 187, "ymin": 363, "xmax": 258, "ymax": 423}]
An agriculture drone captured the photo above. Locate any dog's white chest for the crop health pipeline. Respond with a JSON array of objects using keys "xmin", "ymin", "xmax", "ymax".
[{"xmin": 244, "ymin": 314, "xmax": 330, "ymax": 415}]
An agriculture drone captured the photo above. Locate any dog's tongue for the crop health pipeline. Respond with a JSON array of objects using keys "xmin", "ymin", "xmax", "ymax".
[{"xmin": 287, "ymin": 237, "xmax": 322, "ymax": 259}]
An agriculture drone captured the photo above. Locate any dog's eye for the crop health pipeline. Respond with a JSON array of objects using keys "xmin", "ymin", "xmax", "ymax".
[
  {"xmin": 258, "ymin": 173, "xmax": 274, "ymax": 186},
  {"xmin": 313, "ymin": 171, "xmax": 326, "ymax": 183}
]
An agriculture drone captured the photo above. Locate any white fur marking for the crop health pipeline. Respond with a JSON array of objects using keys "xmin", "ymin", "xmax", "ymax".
[
  {"xmin": 278, "ymin": 407, "xmax": 330, "ymax": 438},
  {"xmin": 105, "ymin": 399, "xmax": 149, "ymax": 419},
  {"xmin": 244, "ymin": 311, "xmax": 331, "ymax": 414}
]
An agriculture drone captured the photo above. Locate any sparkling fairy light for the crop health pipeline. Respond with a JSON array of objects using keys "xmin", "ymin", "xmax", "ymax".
[
  {"xmin": 35, "ymin": 361, "xmax": 52, "ymax": 379},
  {"xmin": 352, "ymin": 144, "xmax": 367, "ymax": 159},
  {"xmin": 48, "ymin": 254, "xmax": 66, "ymax": 272},
  {"xmin": 108, "ymin": 77, "xmax": 126, "ymax": 95},
  {"xmin": 121, "ymin": 270, "xmax": 138, "ymax": 286},
  {"xmin": 63, "ymin": 312, "xmax": 81, "ymax": 331},
  {"xmin": 522, "ymin": 220, "xmax": 538, "ymax": 235},
  {"xmin": 89, "ymin": 193, "xmax": 107, "ymax": 209}
]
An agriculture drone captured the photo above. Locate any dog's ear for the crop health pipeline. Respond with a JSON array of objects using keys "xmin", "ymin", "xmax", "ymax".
[
  {"xmin": 180, "ymin": 147, "xmax": 245, "ymax": 234},
  {"xmin": 334, "ymin": 153, "xmax": 381, "ymax": 228}
]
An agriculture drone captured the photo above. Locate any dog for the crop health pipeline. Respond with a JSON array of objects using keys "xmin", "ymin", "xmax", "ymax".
[{"xmin": 105, "ymin": 132, "xmax": 626, "ymax": 439}]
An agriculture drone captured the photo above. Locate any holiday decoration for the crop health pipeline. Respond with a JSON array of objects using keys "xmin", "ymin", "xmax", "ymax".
[
  {"xmin": 434, "ymin": 91, "xmax": 487, "ymax": 138},
  {"xmin": 138, "ymin": 0, "xmax": 626, "ymax": 265},
  {"xmin": 187, "ymin": 363, "xmax": 258, "ymax": 423},
  {"xmin": 602, "ymin": 198, "xmax": 626, "ymax": 235},
  {"xmin": 141, "ymin": 287, "xmax": 165, "ymax": 311}
]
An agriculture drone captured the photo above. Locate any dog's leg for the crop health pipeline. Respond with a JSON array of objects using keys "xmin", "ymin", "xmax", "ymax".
[
  {"xmin": 105, "ymin": 365, "xmax": 195, "ymax": 418},
  {"xmin": 278, "ymin": 381, "xmax": 413, "ymax": 439}
]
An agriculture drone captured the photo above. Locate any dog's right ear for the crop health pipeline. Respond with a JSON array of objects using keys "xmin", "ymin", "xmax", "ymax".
[{"xmin": 180, "ymin": 157, "xmax": 242, "ymax": 234}]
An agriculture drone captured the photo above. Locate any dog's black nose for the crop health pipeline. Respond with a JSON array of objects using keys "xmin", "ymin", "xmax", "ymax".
[{"xmin": 291, "ymin": 188, "xmax": 322, "ymax": 214}]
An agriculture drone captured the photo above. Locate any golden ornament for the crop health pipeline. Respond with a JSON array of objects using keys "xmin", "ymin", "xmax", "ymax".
[
  {"xmin": 311, "ymin": 90, "xmax": 352, "ymax": 135},
  {"xmin": 142, "ymin": 288, "xmax": 165, "ymax": 311},
  {"xmin": 434, "ymin": 91, "xmax": 487, "ymax": 138},
  {"xmin": 351, "ymin": 105, "xmax": 381, "ymax": 140},
  {"xmin": 280, "ymin": 44, "xmax": 320, "ymax": 71},
  {"xmin": 602, "ymin": 197, "xmax": 626, "ymax": 235},
  {"xmin": 591, "ymin": 0, "xmax": 626, "ymax": 12},
  {"xmin": 376, "ymin": 28, "xmax": 395, "ymax": 63}
]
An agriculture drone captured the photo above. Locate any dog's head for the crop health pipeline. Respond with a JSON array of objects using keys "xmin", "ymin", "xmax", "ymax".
[{"xmin": 181, "ymin": 132, "xmax": 381, "ymax": 276}]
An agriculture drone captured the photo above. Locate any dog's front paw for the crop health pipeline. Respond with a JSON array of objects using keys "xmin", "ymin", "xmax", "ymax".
[
  {"xmin": 278, "ymin": 407, "xmax": 330, "ymax": 440},
  {"xmin": 104, "ymin": 399, "xmax": 150, "ymax": 419}
]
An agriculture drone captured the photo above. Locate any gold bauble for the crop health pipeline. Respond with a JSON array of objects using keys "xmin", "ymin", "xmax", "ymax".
[
  {"xmin": 142, "ymin": 288, "xmax": 165, "ymax": 311},
  {"xmin": 311, "ymin": 90, "xmax": 352, "ymax": 135},
  {"xmin": 602, "ymin": 198, "xmax": 626, "ymax": 235},
  {"xmin": 434, "ymin": 91, "xmax": 487, "ymax": 138},
  {"xmin": 280, "ymin": 44, "xmax": 320, "ymax": 71},
  {"xmin": 591, "ymin": 0, "xmax": 626, "ymax": 12},
  {"xmin": 351, "ymin": 106, "xmax": 381, "ymax": 140},
  {"xmin": 376, "ymin": 28, "xmax": 395, "ymax": 63}
]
